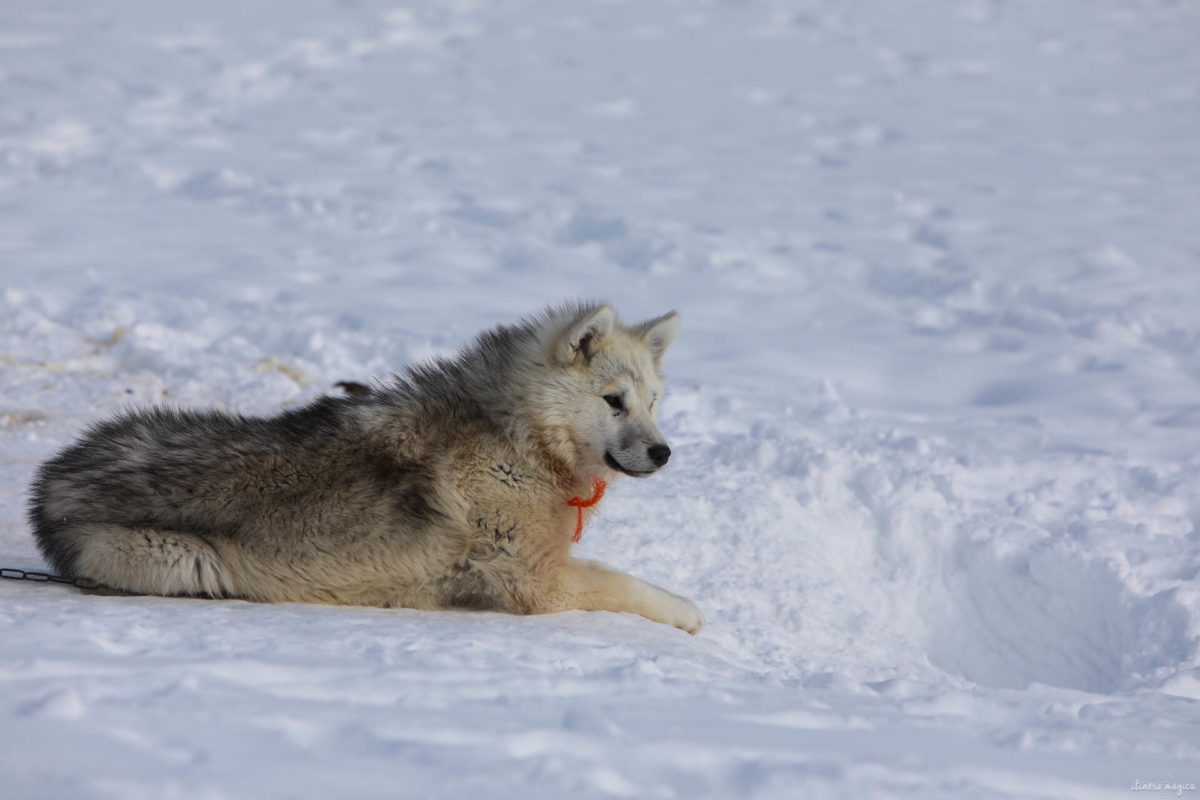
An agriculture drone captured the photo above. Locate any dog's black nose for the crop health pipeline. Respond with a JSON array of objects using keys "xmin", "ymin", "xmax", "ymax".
[{"xmin": 647, "ymin": 444, "xmax": 671, "ymax": 467}]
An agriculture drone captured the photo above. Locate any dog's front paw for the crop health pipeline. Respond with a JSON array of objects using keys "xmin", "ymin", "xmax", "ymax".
[{"xmin": 664, "ymin": 594, "xmax": 705, "ymax": 634}]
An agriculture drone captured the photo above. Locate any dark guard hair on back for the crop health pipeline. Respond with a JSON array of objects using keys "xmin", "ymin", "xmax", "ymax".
[{"xmin": 29, "ymin": 398, "xmax": 378, "ymax": 577}]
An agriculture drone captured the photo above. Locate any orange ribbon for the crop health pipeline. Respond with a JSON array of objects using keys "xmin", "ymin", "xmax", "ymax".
[{"xmin": 566, "ymin": 476, "xmax": 607, "ymax": 543}]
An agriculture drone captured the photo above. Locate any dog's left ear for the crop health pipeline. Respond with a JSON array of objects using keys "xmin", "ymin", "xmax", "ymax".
[
  {"xmin": 634, "ymin": 311, "xmax": 680, "ymax": 368},
  {"xmin": 558, "ymin": 304, "xmax": 615, "ymax": 364}
]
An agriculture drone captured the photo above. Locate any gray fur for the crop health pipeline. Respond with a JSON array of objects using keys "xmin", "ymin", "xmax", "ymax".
[{"xmin": 28, "ymin": 303, "xmax": 704, "ymax": 633}]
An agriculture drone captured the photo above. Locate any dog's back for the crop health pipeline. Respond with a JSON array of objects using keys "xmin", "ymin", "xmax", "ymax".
[{"xmin": 29, "ymin": 398, "xmax": 448, "ymax": 602}]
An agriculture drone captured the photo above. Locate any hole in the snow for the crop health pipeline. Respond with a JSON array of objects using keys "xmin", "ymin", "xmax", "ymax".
[{"xmin": 925, "ymin": 541, "xmax": 1192, "ymax": 693}]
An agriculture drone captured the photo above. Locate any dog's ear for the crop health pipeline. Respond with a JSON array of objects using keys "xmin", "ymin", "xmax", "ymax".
[
  {"xmin": 558, "ymin": 304, "xmax": 615, "ymax": 364},
  {"xmin": 634, "ymin": 311, "xmax": 680, "ymax": 367}
]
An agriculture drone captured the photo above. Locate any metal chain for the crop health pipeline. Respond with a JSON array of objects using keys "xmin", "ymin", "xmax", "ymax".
[{"xmin": 0, "ymin": 567, "xmax": 100, "ymax": 590}]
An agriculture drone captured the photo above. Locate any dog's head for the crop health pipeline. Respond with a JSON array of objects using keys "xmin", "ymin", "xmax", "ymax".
[{"xmin": 549, "ymin": 304, "xmax": 679, "ymax": 480}]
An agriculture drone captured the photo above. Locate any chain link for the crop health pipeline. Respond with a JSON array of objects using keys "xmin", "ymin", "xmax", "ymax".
[{"xmin": 0, "ymin": 567, "xmax": 100, "ymax": 590}]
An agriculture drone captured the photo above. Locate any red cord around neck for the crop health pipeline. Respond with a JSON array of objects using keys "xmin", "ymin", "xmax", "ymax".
[{"xmin": 567, "ymin": 476, "xmax": 607, "ymax": 543}]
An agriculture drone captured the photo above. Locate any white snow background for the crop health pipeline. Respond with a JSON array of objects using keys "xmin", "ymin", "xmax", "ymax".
[{"xmin": 2, "ymin": 1, "xmax": 1200, "ymax": 797}]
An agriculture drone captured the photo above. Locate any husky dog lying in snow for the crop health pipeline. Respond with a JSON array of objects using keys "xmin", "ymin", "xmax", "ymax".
[{"xmin": 29, "ymin": 304, "xmax": 704, "ymax": 633}]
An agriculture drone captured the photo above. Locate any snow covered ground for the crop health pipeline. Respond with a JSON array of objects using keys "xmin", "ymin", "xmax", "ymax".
[{"xmin": 3, "ymin": 0, "xmax": 1200, "ymax": 796}]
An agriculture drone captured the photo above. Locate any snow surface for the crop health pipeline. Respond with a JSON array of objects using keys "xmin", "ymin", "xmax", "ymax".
[{"xmin": 3, "ymin": 0, "xmax": 1200, "ymax": 797}]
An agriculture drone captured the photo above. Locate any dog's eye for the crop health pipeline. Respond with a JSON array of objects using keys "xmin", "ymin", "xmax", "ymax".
[{"xmin": 603, "ymin": 394, "xmax": 624, "ymax": 411}]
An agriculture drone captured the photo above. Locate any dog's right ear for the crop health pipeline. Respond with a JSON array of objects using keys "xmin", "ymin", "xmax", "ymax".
[{"xmin": 557, "ymin": 304, "xmax": 615, "ymax": 364}]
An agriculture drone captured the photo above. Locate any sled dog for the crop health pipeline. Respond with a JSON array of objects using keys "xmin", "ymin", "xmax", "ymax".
[{"xmin": 29, "ymin": 303, "xmax": 704, "ymax": 633}]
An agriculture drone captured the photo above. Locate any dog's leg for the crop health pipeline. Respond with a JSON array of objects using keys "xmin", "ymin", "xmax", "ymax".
[
  {"xmin": 545, "ymin": 558, "xmax": 705, "ymax": 633},
  {"xmin": 66, "ymin": 524, "xmax": 236, "ymax": 598}
]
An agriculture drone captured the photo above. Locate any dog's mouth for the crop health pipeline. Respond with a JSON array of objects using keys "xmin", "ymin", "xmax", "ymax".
[{"xmin": 604, "ymin": 451, "xmax": 655, "ymax": 477}]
